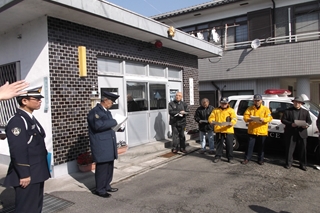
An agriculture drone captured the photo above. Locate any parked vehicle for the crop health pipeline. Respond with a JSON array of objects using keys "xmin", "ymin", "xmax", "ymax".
[{"xmin": 227, "ymin": 89, "xmax": 320, "ymax": 156}]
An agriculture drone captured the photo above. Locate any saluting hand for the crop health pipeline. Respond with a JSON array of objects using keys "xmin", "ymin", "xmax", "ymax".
[
  {"xmin": 0, "ymin": 80, "xmax": 29, "ymax": 101},
  {"xmin": 20, "ymin": 177, "xmax": 31, "ymax": 188}
]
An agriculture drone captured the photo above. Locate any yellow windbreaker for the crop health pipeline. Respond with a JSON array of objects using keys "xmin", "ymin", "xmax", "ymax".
[
  {"xmin": 208, "ymin": 106, "xmax": 237, "ymax": 133},
  {"xmin": 243, "ymin": 105, "xmax": 273, "ymax": 136}
]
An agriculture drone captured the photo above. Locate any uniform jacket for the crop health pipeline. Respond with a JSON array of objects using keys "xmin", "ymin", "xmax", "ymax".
[
  {"xmin": 281, "ymin": 107, "xmax": 311, "ymax": 139},
  {"xmin": 208, "ymin": 106, "xmax": 237, "ymax": 133},
  {"xmin": 243, "ymin": 105, "xmax": 273, "ymax": 136},
  {"xmin": 168, "ymin": 100, "xmax": 189, "ymax": 126},
  {"xmin": 87, "ymin": 103, "xmax": 118, "ymax": 163},
  {"xmin": 317, "ymin": 113, "xmax": 320, "ymax": 131},
  {"xmin": 194, "ymin": 105, "xmax": 214, "ymax": 132},
  {"xmin": 4, "ymin": 109, "xmax": 50, "ymax": 187}
]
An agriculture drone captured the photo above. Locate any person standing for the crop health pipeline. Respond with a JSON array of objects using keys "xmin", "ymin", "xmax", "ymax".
[
  {"xmin": 87, "ymin": 91, "xmax": 120, "ymax": 198},
  {"xmin": 4, "ymin": 87, "xmax": 50, "ymax": 213},
  {"xmin": 242, "ymin": 94, "xmax": 273, "ymax": 165},
  {"xmin": 208, "ymin": 97, "xmax": 237, "ymax": 164},
  {"xmin": 281, "ymin": 96, "xmax": 311, "ymax": 171},
  {"xmin": 168, "ymin": 92, "xmax": 189, "ymax": 153},
  {"xmin": 194, "ymin": 98, "xmax": 215, "ymax": 154}
]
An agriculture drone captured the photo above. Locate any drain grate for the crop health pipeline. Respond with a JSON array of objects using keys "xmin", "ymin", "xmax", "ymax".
[
  {"xmin": 0, "ymin": 194, "xmax": 74, "ymax": 213},
  {"xmin": 159, "ymin": 152, "xmax": 177, "ymax": 158}
]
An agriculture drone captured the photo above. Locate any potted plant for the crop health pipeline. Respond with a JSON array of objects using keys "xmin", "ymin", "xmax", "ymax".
[{"xmin": 77, "ymin": 151, "xmax": 95, "ymax": 172}]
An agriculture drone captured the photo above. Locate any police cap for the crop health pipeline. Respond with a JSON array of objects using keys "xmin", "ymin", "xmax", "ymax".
[
  {"xmin": 220, "ymin": 97, "xmax": 229, "ymax": 103},
  {"xmin": 102, "ymin": 91, "xmax": 119, "ymax": 102},
  {"xmin": 19, "ymin": 86, "xmax": 44, "ymax": 98},
  {"xmin": 253, "ymin": 94, "xmax": 262, "ymax": 100}
]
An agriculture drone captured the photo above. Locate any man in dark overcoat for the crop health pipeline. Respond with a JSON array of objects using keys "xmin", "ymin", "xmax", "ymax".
[
  {"xmin": 281, "ymin": 96, "xmax": 312, "ymax": 171},
  {"xmin": 4, "ymin": 86, "xmax": 50, "ymax": 213},
  {"xmin": 168, "ymin": 92, "xmax": 189, "ymax": 153},
  {"xmin": 87, "ymin": 91, "xmax": 120, "ymax": 198}
]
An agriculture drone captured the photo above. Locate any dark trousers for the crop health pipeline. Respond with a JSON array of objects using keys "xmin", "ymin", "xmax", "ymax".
[
  {"xmin": 215, "ymin": 133, "xmax": 234, "ymax": 160},
  {"xmin": 172, "ymin": 125, "xmax": 186, "ymax": 150},
  {"xmin": 245, "ymin": 135, "xmax": 266, "ymax": 161},
  {"xmin": 286, "ymin": 136, "xmax": 307, "ymax": 166},
  {"xmin": 95, "ymin": 161, "xmax": 114, "ymax": 194},
  {"xmin": 14, "ymin": 182, "xmax": 44, "ymax": 213}
]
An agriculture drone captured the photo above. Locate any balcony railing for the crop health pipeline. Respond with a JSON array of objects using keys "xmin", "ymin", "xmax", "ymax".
[{"xmin": 224, "ymin": 31, "xmax": 320, "ymax": 51}]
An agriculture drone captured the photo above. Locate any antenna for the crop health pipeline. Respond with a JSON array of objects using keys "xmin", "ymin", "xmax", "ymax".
[{"xmin": 251, "ymin": 39, "xmax": 261, "ymax": 50}]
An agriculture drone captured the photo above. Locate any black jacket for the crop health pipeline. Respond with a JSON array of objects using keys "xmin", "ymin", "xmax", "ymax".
[
  {"xmin": 168, "ymin": 100, "xmax": 189, "ymax": 126},
  {"xmin": 281, "ymin": 107, "xmax": 311, "ymax": 139},
  {"xmin": 194, "ymin": 105, "xmax": 214, "ymax": 132},
  {"xmin": 4, "ymin": 109, "xmax": 50, "ymax": 187}
]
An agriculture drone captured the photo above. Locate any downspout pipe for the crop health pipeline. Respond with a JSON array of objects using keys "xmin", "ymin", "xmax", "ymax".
[
  {"xmin": 271, "ymin": 0, "xmax": 275, "ymax": 38},
  {"xmin": 211, "ymin": 81, "xmax": 221, "ymax": 106}
]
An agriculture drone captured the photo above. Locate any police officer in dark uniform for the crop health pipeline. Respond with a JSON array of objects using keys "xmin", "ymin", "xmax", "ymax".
[
  {"xmin": 87, "ymin": 91, "xmax": 120, "ymax": 198},
  {"xmin": 4, "ymin": 86, "xmax": 50, "ymax": 213}
]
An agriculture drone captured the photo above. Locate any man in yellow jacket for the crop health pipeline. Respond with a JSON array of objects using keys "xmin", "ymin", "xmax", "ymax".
[
  {"xmin": 242, "ymin": 94, "xmax": 273, "ymax": 165},
  {"xmin": 208, "ymin": 97, "xmax": 237, "ymax": 164}
]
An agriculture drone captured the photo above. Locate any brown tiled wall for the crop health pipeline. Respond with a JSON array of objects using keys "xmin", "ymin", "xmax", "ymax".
[{"xmin": 48, "ymin": 17, "xmax": 199, "ymax": 165}]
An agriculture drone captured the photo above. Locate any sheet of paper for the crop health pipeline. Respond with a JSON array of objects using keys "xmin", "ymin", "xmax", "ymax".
[
  {"xmin": 250, "ymin": 116, "xmax": 261, "ymax": 122},
  {"xmin": 199, "ymin": 120, "xmax": 208, "ymax": 123},
  {"xmin": 210, "ymin": 121, "xmax": 231, "ymax": 126},
  {"xmin": 112, "ymin": 114, "xmax": 128, "ymax": 131},
  {"xmin": 294, "ymin": 120, "xmax": 309, "ymax": 127}
]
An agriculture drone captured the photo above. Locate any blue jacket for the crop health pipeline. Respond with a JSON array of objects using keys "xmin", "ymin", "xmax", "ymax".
[
  {"xmin": 4, "ymin": 109, "xmax": 50, "ymax": 187},
  {"xmin": 87, "ymin": 104, "xmax": 118, "ymax": 162}
]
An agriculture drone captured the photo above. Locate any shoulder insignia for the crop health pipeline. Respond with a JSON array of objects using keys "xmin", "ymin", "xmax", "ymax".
[
  {"xmin": 95, "ymin": 114, "xmax": 100, "ymax": 119},
  {"xmin": 12, "ymin": 127, "xmax": 21, "ymax": 136}
]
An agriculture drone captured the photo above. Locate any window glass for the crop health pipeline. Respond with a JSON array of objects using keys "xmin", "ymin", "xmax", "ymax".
[
  {"xmin": 126, "ymin": 63, "xmax": 146, "ymax": 75},
  {"xmin": 269, "ymin": 101, "xmax": 293, "ymax": 119},
  {"xmin": 237, "ymin": 100, "xmax": 265, "ymax": 116},
  {"xmin": 97, "ymin": 58, "xmax": 121, "ymax": 74},
  {"xmin": 236, "ymin": 24, "xmax": 248, "ymax": 43},
  {"xmin": 149, "ymin": 66, "xmax": 165, "ymax": 77},
  {"xmin": 296, "ymin": 13, "xmax": 319, "ymax": 34},
  {"xmin": 127, "ymin": 82, "xmax": 148, "ymax": 112},
  {"xmin": 149, "ymin": 84, "xmax": 166, "ymax": 110},
  {"xmin": 168, "ymin": 68, "xmax": 182, "ymax": 79},
  {"xmin": 228, "ymin": 100, "xmax": 236, "ymax": 109},
  {"xmin": 304, "ymin": 101, "xmax": 320, "ymax": 117}
]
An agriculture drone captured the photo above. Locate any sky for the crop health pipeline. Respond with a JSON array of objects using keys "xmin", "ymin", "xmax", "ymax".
[{"xmin": 106, "ymin": 0, "xmax": 212, "ymax": 17}]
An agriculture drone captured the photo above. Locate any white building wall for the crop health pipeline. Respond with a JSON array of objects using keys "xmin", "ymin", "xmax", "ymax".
[{"xmin": 0, "ymin": 16, "xmax": 52, "ymax": 164}]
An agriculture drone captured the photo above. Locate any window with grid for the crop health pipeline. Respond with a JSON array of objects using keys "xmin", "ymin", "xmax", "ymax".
[{"xmin": 0, "ymin": 62, "xmax": 19, "ymax": 127}]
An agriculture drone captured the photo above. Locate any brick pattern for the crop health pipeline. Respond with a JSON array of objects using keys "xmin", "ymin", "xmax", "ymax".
[{"xmin": 47, "ymin": 17, "xmax": 199, "ymax": 165}]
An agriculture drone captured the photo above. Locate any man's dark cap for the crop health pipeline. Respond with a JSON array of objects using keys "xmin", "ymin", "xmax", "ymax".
[
  {"xmin": 220, "ymin": 97, "xmax": 229, "ymax": 103},
  {"xmin": 102, "ymin": 91, "xmax": 119, "ymax": 102},
  {"xmin": 292, "ymin": 96, "xmax": 305, "ymax": 104},
  {"xmin": 19, "ymin": 86, "xmax": 44, "ymax": 98},
  {"xmin": 253, "ymin": 94, "xmax": 262, "ymax": 100}
]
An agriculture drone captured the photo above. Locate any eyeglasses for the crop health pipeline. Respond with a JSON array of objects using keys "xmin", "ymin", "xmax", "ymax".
[{"xmin": 28, "ymin": 97, "xmax": 42, "ymax": 101}]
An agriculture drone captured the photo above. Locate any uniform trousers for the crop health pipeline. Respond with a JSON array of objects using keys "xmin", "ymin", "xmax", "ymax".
[
  {"xmin": 171, "ymin": 125, "xmax": 186, "ymax": 150},
  {"xmin": 215, "ymin": 133, "xmax": 234, "ymax": 160},
  {"xmin": 14, "ymin": 182, "xmax": 44, "ymax": 213},
  {"xmin": 95, "ymin": 161, "xmax": 114, "ymax": 195},
  {"xmin": 245, "ymin": 135, "xmax": 266, "ymax": 161},
  {"xmin": 286, "ymin": 136, "xmax": 307, "ymax": 166}
]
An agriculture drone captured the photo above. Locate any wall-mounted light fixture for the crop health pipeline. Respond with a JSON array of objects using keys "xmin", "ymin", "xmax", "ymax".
[
  {"xmin": 155, "ymin": 40, "xmax": 163, "ymax": 48},
  {"xmin": 78, "ymin": 46, "xmax": 87, "ymax": 77},
  {"xmin": 168, "ymin": 26, "xmax": 175, "ymax": 37}
]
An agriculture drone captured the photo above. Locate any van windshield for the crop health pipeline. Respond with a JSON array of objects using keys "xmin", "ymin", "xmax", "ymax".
[{"xmin": 304, "ymin": 101, "xmax": 320, "ymax": 117}]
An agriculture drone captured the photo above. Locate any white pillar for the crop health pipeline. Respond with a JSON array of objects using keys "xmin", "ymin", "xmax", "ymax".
[{"xmin": 296, "ymin": 77, "xmax": 310, "ymax": 98}]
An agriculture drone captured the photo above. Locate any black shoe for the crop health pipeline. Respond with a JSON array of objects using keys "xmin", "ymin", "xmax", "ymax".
[
  {"xmin": 95, "ymin": 192, "xmax": 112, "ymax": 198},
  {"xmin": 107, "ymin": 188, "xmax": 118, "ymax": 192},
  {"xmin": 300, "ymin": 165, "xmax": 307, "ymax": 171},
  {"xmin": 180, "ymin": 149, "xmax": 187, "ymax": 154},
  {"xmin": 241, "ymin": 159, "xmax": 249, "ymax": 165},
  {"xmin": 171, "ymin": 149, "xmax": 178, "ymax": 153},
  {"xmin": 285, "ymin": 164, "xmax": 291, "ymax": 169},
  {"xmin": 258, "ymin": 161, "xmax": 264, "ymax": 165}
]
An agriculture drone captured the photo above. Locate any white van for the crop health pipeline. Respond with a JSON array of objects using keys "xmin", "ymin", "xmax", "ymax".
[{"xmin": 227, "ymin": 90, "xmax": 320, "ymax": 156}]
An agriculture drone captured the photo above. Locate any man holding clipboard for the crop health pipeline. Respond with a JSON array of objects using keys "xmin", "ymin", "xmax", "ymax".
[{"xmin": 281, "ymin": 96, "xmax": 311, "ymax": 171}]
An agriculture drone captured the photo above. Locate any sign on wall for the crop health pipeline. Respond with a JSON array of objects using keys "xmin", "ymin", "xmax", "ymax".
[{"xmin": 189, "ymin": 78, "xmax": 194, "ymax": 105}]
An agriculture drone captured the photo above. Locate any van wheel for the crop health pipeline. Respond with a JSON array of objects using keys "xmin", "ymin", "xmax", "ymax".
[{"xmin": 223, "ymin": 137, "xmax": 239, "ymax": 151}]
